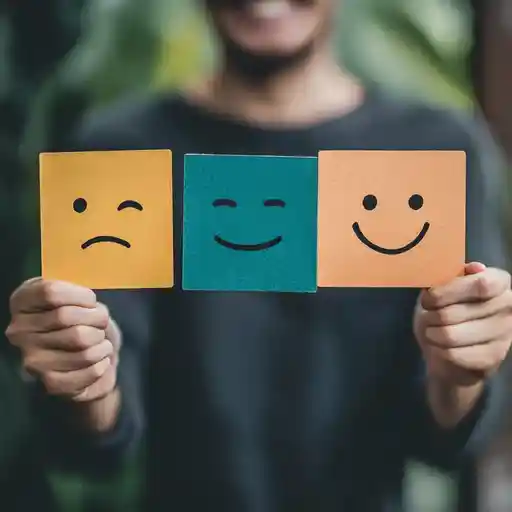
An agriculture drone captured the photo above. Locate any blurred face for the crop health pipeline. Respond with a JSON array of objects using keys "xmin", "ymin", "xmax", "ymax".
[{"xmin": 205, "ymin": 0, "xmax": 334, "ymax": 74}]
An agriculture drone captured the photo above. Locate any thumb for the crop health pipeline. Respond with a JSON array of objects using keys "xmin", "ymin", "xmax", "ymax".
[{"xmin": 465, "ymin": 261, "xmax": 486, "ymax": 276}]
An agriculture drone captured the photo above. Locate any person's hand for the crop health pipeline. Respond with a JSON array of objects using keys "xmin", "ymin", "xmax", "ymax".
[
  {"xmin": 414, "ymin": 262, "xmax": 512, "ymax": 386},
  {"xmin": 6, "ymin": 278, "xmax": 120, "ymax": 402}
]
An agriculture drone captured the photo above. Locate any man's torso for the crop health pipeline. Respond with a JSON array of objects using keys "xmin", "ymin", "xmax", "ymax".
[{"xmin": 76, "ymin": 91, "xmax": 475, "ymax": 511}]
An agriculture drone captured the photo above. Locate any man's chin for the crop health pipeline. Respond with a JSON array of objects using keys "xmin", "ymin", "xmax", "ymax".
[{"xmin": 221, "ymin": 37, "xmax": 314, "ymax": 79}]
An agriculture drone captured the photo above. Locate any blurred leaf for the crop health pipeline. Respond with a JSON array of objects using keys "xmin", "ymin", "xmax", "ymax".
[
  {"xmin": 372, "ymin": 3, "xmax": 470, "ymax": 94},
  {"xmin": 340, "ymin": 0, "xmax": 473, "ymax": 108},
  {"xmin": 153, "ymin": 12, "xmax": 211, "ymax": 89}
]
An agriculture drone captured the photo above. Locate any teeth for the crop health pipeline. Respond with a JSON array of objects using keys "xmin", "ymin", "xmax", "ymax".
[{"xmin": 250, "ymin": 0, "xmax": 291, "ymax": 19}]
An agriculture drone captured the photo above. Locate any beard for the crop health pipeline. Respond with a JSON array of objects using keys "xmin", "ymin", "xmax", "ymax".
[
  {"xmin": 204, "ymin": 0, "xmax": 319, "ymax": 81},
  {"xmin": 219, "ymin": 35, "xmax": 316, "ymax": 82}
]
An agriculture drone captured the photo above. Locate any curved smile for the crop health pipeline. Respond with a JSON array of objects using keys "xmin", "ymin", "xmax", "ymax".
[
  {"xmin": 81, "ymin": 235, "xmax": 131, "ymax": 249},
  {"xmin": 352, "ymin": 222, "xmax": 430, "ymax": 255},
  {"xmin": 214, "ymin": 235, "xmax": 282, "ymax": 251}
]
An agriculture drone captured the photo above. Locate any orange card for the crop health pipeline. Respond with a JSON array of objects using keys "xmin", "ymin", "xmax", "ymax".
[
  {"xmin": 40, "ymin": 150, "xmax": 173, "ymax": 289},
  {"xmin": 317, "ymin": 150, "xmax": 466, "ymax": 287}
]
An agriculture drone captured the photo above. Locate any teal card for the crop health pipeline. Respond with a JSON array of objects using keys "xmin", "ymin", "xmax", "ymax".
[{"xmin": 183, "ymin": 154, "xmax": 318, "ymax": 292}]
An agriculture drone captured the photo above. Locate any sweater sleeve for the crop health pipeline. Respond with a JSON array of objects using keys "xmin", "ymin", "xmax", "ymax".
[{"xmin": 405, "ymin": 109, "xmax": 511, "ymax": 469}]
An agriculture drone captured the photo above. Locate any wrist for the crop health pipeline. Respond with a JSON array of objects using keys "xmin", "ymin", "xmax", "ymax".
[
  {"xmin": 426, "ymin": 375, "xmax": 486, "ymax": 429},
  {"xmin": 70, "ymin": 386, "xmax": 122, "ymax": 434}
]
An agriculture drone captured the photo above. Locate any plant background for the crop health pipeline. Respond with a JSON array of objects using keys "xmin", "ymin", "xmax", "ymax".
[{"xmin": 0, "ymin": 0, "xmax": 489, "ymax": 510}]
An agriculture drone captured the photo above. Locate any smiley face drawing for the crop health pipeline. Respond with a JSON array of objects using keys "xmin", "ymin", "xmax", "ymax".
[
  {"xmin": 212, "ymin": 197, "xmax": 285, "ymax": 251},
  {"xmin": 351, "ymin": 192, "xmax": 430, "ymax": 255},
  {"xmin": 182, "ymin": 154, "xmax": 318, "ymax": 292},
  {"xmin": 40, "ymin": 150, "xmax": 173, "ymax": 289},
  {"xmin": 317, "ymin": 150, "xmax": 466, "ymax": 288}
]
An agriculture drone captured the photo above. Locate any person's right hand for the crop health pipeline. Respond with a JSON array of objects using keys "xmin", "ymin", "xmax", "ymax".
[{"xmin": 6, "ymin": 278, "xmax": 120, "ymax": 402}]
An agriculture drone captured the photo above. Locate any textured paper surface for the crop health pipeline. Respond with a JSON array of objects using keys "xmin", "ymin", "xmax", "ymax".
[
  {"xmin": 40, "ymin": 150, "xmax": 173, "ymax": 289},
  {"xmin": 183, "ymin": 154, "xmax": 318, "ymax": 292},
  {"xmin": 318, "ymin": 150, "xmax": 466, "ymax": 287}
]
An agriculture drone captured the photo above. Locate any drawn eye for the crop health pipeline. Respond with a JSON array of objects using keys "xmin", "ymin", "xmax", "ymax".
[
  {"xmin": 263, "ymin": 199, "xmax": 286, "ymax": 207},
  {"xmin": 213, "ymin": 198, "xmax": 237, "ymax": 207},
  {"xmin": 118, "ymin": 200, "xmax": 143, "ymax": 211},
  {"xmin": 408, "ymin": 194, "xmax": 423, "ymax": 210},
  {"xmin": 362, "ymin": 194, "xmax": 377, "ymax": 211},
  {"xmin": 73, "ymin": 198, "xmax": 87, "ymax": 213}
]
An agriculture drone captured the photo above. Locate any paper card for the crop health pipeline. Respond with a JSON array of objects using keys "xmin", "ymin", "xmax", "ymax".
[
  {"xmin": 183, "ymin": 154, "xmax": 318, "ymax": 292},
  {"xmin": 317, "ymin": 150, "xmax": 466, "ymax": 288},
  {"xmin": 40, "ymin": 150, "xmax": 173, "ymax": 289}
]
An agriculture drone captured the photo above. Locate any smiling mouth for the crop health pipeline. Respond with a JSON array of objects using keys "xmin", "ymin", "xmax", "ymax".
[
  {"xmin": 352, "ymin": 222, "xmax": 430, "ymax": 255},
  {"xmin": 214, "ymin": 235, "xmax": 282, "ymax": 251},
  {"xmin": 81, "ymin": 235, "xmax": 131, "ymax": 250}
]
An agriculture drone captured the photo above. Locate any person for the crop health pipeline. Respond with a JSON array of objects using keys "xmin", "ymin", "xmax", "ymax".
[{"xmin": 6, "ymin": 0, "xmax": 512, "ymax": 510}]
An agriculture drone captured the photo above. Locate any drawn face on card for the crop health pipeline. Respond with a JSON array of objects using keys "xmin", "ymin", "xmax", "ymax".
[
  {"xmin": 183, "ymin": 154, "xmax": 318, "ymax": 292},
  {"xmin": 317, "ymin": 151, "xmax": 466, "ymax": 287},
  {"xmin": 40, "ymin": 150, "xmax": 173, "ymax": 289}
]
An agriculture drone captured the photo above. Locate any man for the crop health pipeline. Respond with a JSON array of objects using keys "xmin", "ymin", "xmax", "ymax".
[{"xmin": 6, "ymin": 0, "xmax": 512, "ymax": 510}]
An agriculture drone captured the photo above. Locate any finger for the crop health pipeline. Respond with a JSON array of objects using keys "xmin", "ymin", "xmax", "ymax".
[
  {"xmin": 425, "ymin": 313, "xmax": 512, "ymax": 348},
  {"xmin": 42, "ymin": 358, "xmax": 111, "ymax": 397},
  {"xmin": 10, "ymin": 279, "xmax": 96, "ymax": 314},
  {"xmin": 15, "ymin": 304, "xmax": 110, "ymax": 333},
  {"xmin": 105, "ymin": 317, "xmax": 121, "ymax": 354},
  {"xmin": 423, "ymin": 290, "xmax": 512, "ymax": 326},
  {"xmin": 427, "ymin": 339, "xmax": 510, "ymax": 373},
  {"xmin": 465, "ymin": 261, "xmax": 487, "ymax": 275},
  {"xmin": 32, "ymin": 325, "xmax": 106, "ymax": 351},
  {"xmin": 24, "ymin": 340, "xmax": 114, "ymax": 373},
  {"xmin": 72, "ymin": 365, "xmax": 117, "ymax": 402},
  {"xmin": 422, "ymin": 268, "xmax": 511, "ymax": 310}
]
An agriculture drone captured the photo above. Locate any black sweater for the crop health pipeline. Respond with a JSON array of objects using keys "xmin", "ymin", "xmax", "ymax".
[{"xmin": 37, "ymin": 90, "xmax": 509, "ymax": 512}]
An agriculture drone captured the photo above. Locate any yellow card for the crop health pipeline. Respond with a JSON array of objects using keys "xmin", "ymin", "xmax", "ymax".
[
  {"xmin": 40, "ymin": 150, "xmax": 173, "ymax": 289},
  {"xmin": 318, "ymin": 150, "xmax": 466, "ymax": 287}
]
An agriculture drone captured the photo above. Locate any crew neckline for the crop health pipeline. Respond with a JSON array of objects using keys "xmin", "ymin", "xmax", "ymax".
[{"xmin": 167, "ymin": 85, "xmax": 383, "ymax": 137}]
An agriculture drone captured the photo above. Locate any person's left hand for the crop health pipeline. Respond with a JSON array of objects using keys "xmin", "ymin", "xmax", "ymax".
[{"xmin": 414, "ymin": 262, "xmax": 512, "ymax": 386}]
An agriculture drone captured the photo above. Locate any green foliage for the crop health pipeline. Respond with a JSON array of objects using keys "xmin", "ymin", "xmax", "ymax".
[
  {"xmin": 339, "ymin": 0, "xmax": 473, "ymax": 107},
  {"xmin": 49, "ymin": 450, "xmax": 143, "ymax": 512}
]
